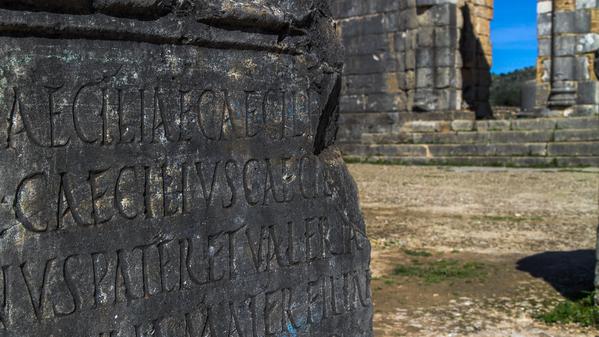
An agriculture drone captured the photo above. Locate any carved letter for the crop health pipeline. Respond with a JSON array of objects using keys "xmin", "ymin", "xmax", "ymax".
[{"xmin": 15, "ymin": 173, "xmax": 50, "ymax": 232}]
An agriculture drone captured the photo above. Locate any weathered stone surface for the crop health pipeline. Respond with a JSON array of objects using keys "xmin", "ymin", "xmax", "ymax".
[
  {"xmin": 410, "ymin": 130, "xmax": 554, "ymax": 145},
  {"xmin": 555, "ymin": 116, "xmax": 599, "ymax": 129},
  {"xmin": 405, "ymin": 120, "xmax": 451, "ymax": 133},
  {"xmin": 450, "ymin": 120, "xmax": 475, "ymax": 132},
  {"xmin": 548, "ymin": 142, "xmax": 599, "ymax": 156},
  {"xmin": 475, "ymin": 119, "xmax": 511, "ymax": 131},
  {"xmin": 554, "ymin": 129, "xmax": 599, "ymax": 141},
  {"xmin": 428, "ymin": 143, "xmax": 548, "ymax": 157},
  {"xmin": 0, "ymin": 2, "xmax": 373, "ymax": 336},
  {"xmin": 511, "ymin": 118, "xmax": 557, "ymax": 131}
]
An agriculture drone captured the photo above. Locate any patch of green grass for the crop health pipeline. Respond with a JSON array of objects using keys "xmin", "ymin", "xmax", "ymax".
[
  {"xmin": 380, "ymin": 238, "xmax": 403, "ymax": 248},
  {"xmin": 383, "ymin": 278, "xmax": 396, "ymax": 285},
  {"xmin": 538, "ymin": 293, "xmax": 599, "ymax": 328},
  {"xmin": 403, "ymin": 249, "xmax": 433, "ymax": 257},
  {"xmin": 392, "ymin": 259, "xmax": 487, "ymax": 284}
]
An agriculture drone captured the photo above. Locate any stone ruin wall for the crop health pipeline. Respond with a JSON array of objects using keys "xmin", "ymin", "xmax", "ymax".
[
  {"xmin": 534, "ymin": 0, "xmax": 599, "ymax": 116},
  {"xmin": 330, "ymin": 0, "xmax": 598, "ymax": 168},
  {"xmin": 329, "ymin": 0, "xmax": 494, "ymax": 143}
]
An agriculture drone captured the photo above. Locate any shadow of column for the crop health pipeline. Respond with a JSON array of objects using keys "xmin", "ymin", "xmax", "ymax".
[{"xmin": 516, "ymin": 250, "xmax": 595, "ymax": 301}]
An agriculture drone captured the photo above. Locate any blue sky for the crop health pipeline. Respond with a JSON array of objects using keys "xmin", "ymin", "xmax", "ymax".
[{"xmin": 491, "ymin": 0, "xmax": 538, "ymax": 74}]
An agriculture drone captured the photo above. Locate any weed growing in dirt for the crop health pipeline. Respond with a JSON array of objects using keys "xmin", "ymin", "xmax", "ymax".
[
  {"xmin": 538, "ymin": 292, "xmax": 599, "ymax": 328},
  {"xmin": 403, "ymin": 249, "xmax": 433, "ymax": 257},
  {"xmin": 392, "ymin": 259, "xmax": 487, "ymax": 284},
  {"xmin": 383, "ymin": 278, "xmax": 396, "ymax": 285}
]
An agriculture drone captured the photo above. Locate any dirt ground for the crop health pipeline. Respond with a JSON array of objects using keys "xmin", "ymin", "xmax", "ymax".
[{"xmin": 347, "ymin": 164, "xmax": 599, "ymax": 337}]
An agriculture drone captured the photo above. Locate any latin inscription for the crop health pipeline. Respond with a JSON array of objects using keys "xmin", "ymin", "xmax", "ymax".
[
  {"xmin": 89, "ymin": 269, "xmax": 371, "ymax": 337},
  {"xmin": 0, "ymin": 31, "xmax": 372, "ymax": 336},
  {"xmin": 0, "ymin": 213, "xmax": 368, "ymax": 326},
  {"xmin": 0, "ymin": 83, "xmax": 320, "ymax": 149},
  {"xmin": 14, "ymin": 155, "xmax": 333, "ymax": 233}
]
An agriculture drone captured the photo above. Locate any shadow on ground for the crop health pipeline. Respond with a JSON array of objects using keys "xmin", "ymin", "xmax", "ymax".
[{"xmin": 517, "ymin": 250, "xmax": 595, "ymax": 300}]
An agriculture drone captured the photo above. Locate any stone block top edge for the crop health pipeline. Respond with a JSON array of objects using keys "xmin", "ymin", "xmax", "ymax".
[{"xmin": 0, "ymin": 0, "xmax": 343, "ymax": 66}]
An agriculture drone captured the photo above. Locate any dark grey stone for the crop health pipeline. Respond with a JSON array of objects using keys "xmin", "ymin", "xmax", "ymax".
[
  {"xmin": 435, "ymin": 67, "xmax": 459, "ymax": 89},
  {"xmin": 484, "ymin": 131, "xmax": 553, "ymax": 144},
  {"xmin": 416, "ymin": 48, "xmax": 434, "ymax": 68},
  {"xmin": 476, "ymin": 120, "xmax": 511, "ymax": 132},
  {"xmin": 428, "ymin": 144, "xmax": 547, "ymax": 157},
  {"xmin": 344, "ymin": 53, "xmax": 397, "ymax": 75},
  {"xmin": 575, "ymin": 104, "xmax": 599, "ymax": 116},
  {"xmin": 341, "ymin": 94, "xmax": 368, "ymax": 112},
  {"xmin": 338, "ymin": 14, "xmax": 387, "ymax": 38},
  {"xmin": 415, "ymin": 68, "xmax": 435, "ymax": 88},
  {"xmin": 365, "ymin": 93, "xmax": 402, "ymax": 112},
  {"xmin": 367, "ymin": 144, "xmax": 428, "ymax": 156},
  {"xmin": 343, "ymin": 33, "xmax": 391, "ymax": 56},
  {"xmin": 521, "ymin": 80, "xmax": 537, "ymax": 112},
  {"xmin": 556, "ymin": 116, "xmax": 599, "ymax": 129},
  {"xmin": 537, "ymin": 13, "xmax": 552, "ymax": 37},
  {"xmin": 417, "ymin": 27, "xmax": 435, "ymax": 47},
  {"xmin": 553, "ymin": 56, "xmax": 576, "ymax": 81},
  {"xmin": 554, "ymin": 35, "xmax": 577, "ymax": 56},
  {"xmin": 538, "ymin": 38, "xmax": 551, "ymax": 57},
  {"xmin": 577, "ymin": 81, "xmax": 599, "ymax": 104},
  {"xmin": 435, "ymin": 47, "xmax": 457, "ymax": 67},
  {"xmin": 554, "ymin": 129, "xmax": 599, "ymax": 142},
  {"xmin": 367, "ymin": 0, "xmax": 400, "ymax": 13},
  {"xmin": 554, "ymin": 11, "xmax": 576, "ymax": 33},
  {"xmin": 575, "ymin": 56, "xmax": 591, "ymax": 81},
  {"xmin": 434, "ymin": 26, "xmax": 458, "ymax": 48},
  {"xmin": 343, "ymin": 73, "xmax": 393, "ymax": 95},
  {"xmin": 575, "ymin": 9, "xmax": 591, "ymax": 33},
  {"xmin": 556, "ymin": 156, "xmax": 599, "ymax": 168},
  {"xmin": 328, "ymin": 0, "xmax": 369, "ymax": 19},
  {"xmin": 548, "ymin": 142, "xmax": 599, "ymax": 156},
  {"xmin": 512, "ymin": 119, "xmax": 557, "ymax": 131},
  {"xmin": 0, "ymin": 1, "xmax": 373, "ymax": 336},
  {"xmin": 429, "ymin": 3, "xmax": 458, "ymax": 27}
]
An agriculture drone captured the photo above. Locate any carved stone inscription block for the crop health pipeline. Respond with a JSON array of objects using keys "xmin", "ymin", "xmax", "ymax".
[{"xmin": 0, "ymin": 1, "xmax": 372, "ymax": 336}]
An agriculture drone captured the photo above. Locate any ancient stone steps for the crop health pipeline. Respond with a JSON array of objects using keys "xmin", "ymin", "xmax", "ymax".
[
  {"xmin": 340, "ymin": 116, "xmax": 599, "ymax": 167},
  {"xmin": 344, "ymin": 155, "xmax": 599, "ymax": 168},
  {"xmin": 360, "ymin": 128, "xmax": 599, "ymax": 145},
  {"xmin": 343, "ymin": 142, "xmax": 599, "ymax": 157},
  {"xmin": 404, "ymin": 116, "xmax": 599, "ymax": 133}
]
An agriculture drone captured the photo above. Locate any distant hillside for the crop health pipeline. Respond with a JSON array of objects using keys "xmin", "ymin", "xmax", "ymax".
[{"xmin": 490, "ymin": 67, "xmax": 536, "ymax": 107}]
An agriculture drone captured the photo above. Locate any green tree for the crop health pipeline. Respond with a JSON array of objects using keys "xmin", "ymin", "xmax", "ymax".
[{"xmin": 490, "ymin": 67, "xmax": 536, "ymax": 107}]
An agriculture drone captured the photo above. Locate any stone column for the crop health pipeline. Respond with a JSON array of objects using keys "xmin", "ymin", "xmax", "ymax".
[
  {"xmin": 0, "ymin": 1, "xmax": 373, "ymax": 335},
  {"xmin": 537, "ymin": 0, "xmax": 599, "ymax": 116},
  {"xmin": 547, "ymin": 0, "xmax": 578, "ymax": 112}
]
